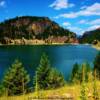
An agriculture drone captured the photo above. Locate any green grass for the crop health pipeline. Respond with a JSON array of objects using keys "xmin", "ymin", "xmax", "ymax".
[{"xmin": 0, "ymin": 81, "xmax": 100, "ymax": 100}]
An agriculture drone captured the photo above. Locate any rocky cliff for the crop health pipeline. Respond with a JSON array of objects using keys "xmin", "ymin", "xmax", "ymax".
[{"xmin": 0, "ymin": 16, "xmax": 78, "ymax": 44}]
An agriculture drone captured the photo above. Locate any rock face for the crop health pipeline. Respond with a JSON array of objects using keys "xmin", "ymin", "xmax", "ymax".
[
  {"xmin": 79, "ymin": 28, "xmax": 100, "ymax": 43},
  {"xmin": 0, "ymin": 16, "xmax": 78, "ymax": 44}
]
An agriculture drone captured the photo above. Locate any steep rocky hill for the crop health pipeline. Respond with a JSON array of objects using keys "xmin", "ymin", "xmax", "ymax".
[{"xmin": 0, "ymin": 16, "xmax": 78, "ymax": 44}]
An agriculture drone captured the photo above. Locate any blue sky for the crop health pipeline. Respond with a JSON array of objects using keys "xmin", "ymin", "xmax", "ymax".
[{"xmin": 0, "ymin": 0, "xmax": 100, "ymax": 35}]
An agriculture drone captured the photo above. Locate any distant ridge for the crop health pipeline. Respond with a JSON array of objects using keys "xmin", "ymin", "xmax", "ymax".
[{"xmin": 79, "ymin": 27, "xmax": 100, "ymax": 43}]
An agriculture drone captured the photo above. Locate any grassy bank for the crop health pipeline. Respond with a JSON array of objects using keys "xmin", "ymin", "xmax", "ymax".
[
  {"xmin": 0, "ymin": 81, "xmax": 100, "ymax": 100},
  {"xmin": 92, "ymin": 41, "xmax": 100, "ymax": 50}
]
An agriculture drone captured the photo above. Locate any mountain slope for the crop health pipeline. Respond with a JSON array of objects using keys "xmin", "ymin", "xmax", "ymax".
[
  {"xmin": 0, "ymin": 16, "xmax": 77, "ymax": 44},
  {"xmin": 80, "ymin": 28, "xmax": 100, "ymax": 43}
]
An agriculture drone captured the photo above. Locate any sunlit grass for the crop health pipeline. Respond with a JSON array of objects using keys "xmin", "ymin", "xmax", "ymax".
[{"xmin": 0, "ymin": 81, "xmax": 100, "ymax": 100}]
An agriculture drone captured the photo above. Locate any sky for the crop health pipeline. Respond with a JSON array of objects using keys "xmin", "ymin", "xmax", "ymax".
[{"xmin": 0, "ymin": 0, "xmax": 100, "ymax": 35}]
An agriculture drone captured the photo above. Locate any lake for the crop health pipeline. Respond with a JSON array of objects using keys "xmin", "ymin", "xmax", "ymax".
[{"xmin": 0, "ymin": 44, "xmax": 99, "ymax": 82}]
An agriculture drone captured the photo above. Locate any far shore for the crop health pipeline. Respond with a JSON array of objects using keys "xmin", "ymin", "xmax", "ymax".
[
  {"xmin": 0, "ymin": 38, "xmax": 79, "ymax": 46},
  {"xmin": 0, "ymin": 43, "xmax": 79, "ymax": 46},
  {"xmin": 92, "ymin": 45, "xmax": 100, "ymax": 50},
  {"xmin": 1, "ymin": 41, "xmax": 99, "ymax": 51},
  {"xmin": 92, "ymin": 41, "xmax": 100, "ymax": 50}
]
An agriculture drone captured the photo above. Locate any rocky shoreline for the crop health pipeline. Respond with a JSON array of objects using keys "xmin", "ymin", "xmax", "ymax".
[{"xmin": 0, "ymin": 36, "xmax": 79, "ymax": 45}]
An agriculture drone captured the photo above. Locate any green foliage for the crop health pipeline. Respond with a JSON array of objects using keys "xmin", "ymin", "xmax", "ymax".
[
  {"xmin": 0, "ymin": 84, "xmax": 6, "ymax": 96},
  {"xmin": 94, "ymin": 52, "xmax": 100, "ymax": 79},
  {"xmin": 33, "ymin": 53, "xmax": 65, "ymax": 90},
  {"xmin": 71, "ymin": 62, "xmax": 92, "ymax": 84},
  {"xmin": 80, "ymin": 28, "xmax": 100, "ymax": 43},
  {"xmin": 80, "ymin": 64, "xmax": 88, "ymax": 100},
  {"xmin": 3, "ymin": 60, "xmax": 30, "ymax": 96},
  {"xmin": 33, "ymin": 53, "xmax": 51, "ymax": 89},
  {"xmin": 80, "ymin": 82, "xmax": 87, "ymax": 100},
  {"xmin": 85, "ymin": 63, "xmax": 92, "ymax": 82},
  {"xmin": 93, "ymin": 69, "xmax": 99, "ymax": 100},
  {"xmin": 48, "ymin": 68, "xmax": 65, "ymax": 88},
  {"xmin": 71, "ymin": 63, "xmax": 80, "ymax": 83},
  {"xmin": 93, "ymin": 80, "xmax": 99, "ymax": 100},
  {"xmin": 34, "ymin": 71, "xmax": 39, "ymax": 99},
  {"xmin": 80, "ymin": 63, "xmax": 92, "ymax": 83}
]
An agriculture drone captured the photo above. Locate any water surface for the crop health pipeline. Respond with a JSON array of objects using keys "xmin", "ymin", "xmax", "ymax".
[{"xmin": 0, "ymin": 44, "xmax": 99, "ymax": 81}]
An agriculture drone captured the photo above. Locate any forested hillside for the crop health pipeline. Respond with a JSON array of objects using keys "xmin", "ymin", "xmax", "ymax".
[{"xmin": 0, "ymin": 16, "xmax": 77, "ymax": 44}]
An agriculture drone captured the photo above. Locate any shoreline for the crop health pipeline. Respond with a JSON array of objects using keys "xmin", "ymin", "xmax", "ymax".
[
  {"xmin": 1, "ymin": 42, "xmax": 99, "ymax": 51},
  {"xmin": 0, "ymin": 43, "xmax": 79, "ymax": 46},
  {"xmin": 92, "ymin": 45, "xmax": 100, "ymax": 50}
]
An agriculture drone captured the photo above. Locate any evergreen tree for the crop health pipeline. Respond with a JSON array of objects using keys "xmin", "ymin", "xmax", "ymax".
[
  {"xmin": 93, "ymin": 69, "xmax": 99, "ymax": 100},
  {"xmin": 33, "ymin": 53, "xmax": 51, "ymax": 89},
  {"xmin": 94, "ymin": 52, "xmax": 100, "ymax": 79},
  {"xmin": 33, "ymin": 53, "xmax": 65, "ymax": 90},
  {"xmin": 0, "ymin": 84, "xmax": 5, "ymax": 96},
  {"xmin": 80, "ymin": 63, "xmax": 87, "ymax": 100},
  {"xmin": 85, "ymin": 62, "xmax": 91, "ymax": 82},
  {"xmin": 48, "ymin": 68, "xmax": 65, "ymax": 88},
  {"xmin": 34, "ymin": 71, "xmax": 39, "ymax": 99},
  {"xmin": 82, "ymin": 63, "xmax": 86, "ymax": 82},
  {"xmin": 80, "ymin": 63, "xmax": 91, "ymax": 82},
  {"xmin": 3, "ymin": 60, "xmax": 30, "ymax": 95},
  {"xmin": 71, "ymin": 63, "xmax": 80, "ymax": 83}
]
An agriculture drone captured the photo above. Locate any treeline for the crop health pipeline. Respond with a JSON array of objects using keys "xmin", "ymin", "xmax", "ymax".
[{"xmin": 0, "ymin": 52, "xmax": 100, "ymax": 99}]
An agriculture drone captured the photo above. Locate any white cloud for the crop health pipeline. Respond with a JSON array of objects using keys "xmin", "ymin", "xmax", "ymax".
[
  {"xmin": 62, "ymin": 22, "xmax": 71, "ymax": 26},
  {"xmin": 87, "ymin": 25, "xmax": 100, "ymax": 31},
  {"xmin": 80, "ymin": 6, "xmax": 88, "ymax": 10},
  {"xmin": 55, "ymin": 12, "xmax": 77, "ymax": 18},
  {"xmin": 79, "ymin": 19, "xmax": 100, "ymax": 25},
  {"xmin": 88, "ymin": 19, "xmax": 100, "ymax": 25},
  {"xmin": 67, "ymin": 26, "xmax": 83, "ymax": 35},
  {"xmin": 79, "ymin": 20, "xmax": 87, "ymax": 24},
  {"xmin": 68, "ymin": 26, "xmax": 82, "ymax": 31},
  {"xmin": 54, "ymin": 2, "xmax": 100, "ymax": 18},
  {"xmin": 0, "ymin": 0, "xmax": 6, "ymax": 7},
  {"xmin": 49, "ymin": 0, "xmax": 75, "ymax": 10}
]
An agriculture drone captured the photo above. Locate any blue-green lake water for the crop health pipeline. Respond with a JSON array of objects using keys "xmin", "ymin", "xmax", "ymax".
[{"xmin": 0, "ymin": 44, "xmax": 99, "ymax": 82}]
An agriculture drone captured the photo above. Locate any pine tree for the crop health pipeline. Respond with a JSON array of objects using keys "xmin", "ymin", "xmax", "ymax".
[
  {"xmin": 71, "ymin": 63, "xmax": 80, "ymax": 83},
  {"xmin": 93, "ymin": 69, "xmax": 99, "ymax": 100},
  {"xmin": 48, "ymin": 68, "xmax": 65, "ymax": 88},
  {"xmin": 35, "ymin": 71, "xmax": 39, "ymax": 99},
  {"xmin": 33, "ymin": 53, "xmax": 65, "ymax": 90},
  {"xmin": 85, "ymin": 62, "xmax": 91, "ymax": 82},
  {"xmin": 94, "ymin": 52, "xmax": 100, "ymax": 79},
  {"xmin": 3, "ymin": 59, "xmax": 30, "ymax": 95},
  {"xmin": 80, "ymin": 63, "xmax": 87, "ymax": 100},
  {"xmin": 0, "ymin": 84, "xmax": 5, "ymax": 96},
  {"xmin": 33, "ymin": 53, "xmax": 51, "ymax": 89}
]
